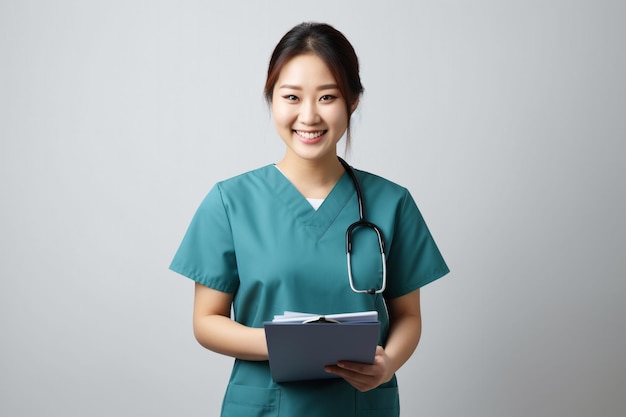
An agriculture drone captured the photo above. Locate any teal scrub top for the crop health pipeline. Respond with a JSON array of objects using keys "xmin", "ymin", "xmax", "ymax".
[{"xmin": 170, "ymin": 164, "xmax": 449, "ymax": 417}]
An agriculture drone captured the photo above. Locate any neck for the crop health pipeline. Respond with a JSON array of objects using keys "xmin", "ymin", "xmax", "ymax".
[{"xmin": 276, "ymin": 154, "xmax": 345, "ymax": 199}]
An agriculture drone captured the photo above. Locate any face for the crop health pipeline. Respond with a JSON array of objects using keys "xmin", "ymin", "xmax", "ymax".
[{"xmin": 271, "ymin": 53, "xmax": 353, "ymax": 164}]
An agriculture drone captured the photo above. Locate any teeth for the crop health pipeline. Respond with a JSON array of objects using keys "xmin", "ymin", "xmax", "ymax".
[{"xmin": 296, "ymin": 130, "xmax": 325, "ymax": 139}]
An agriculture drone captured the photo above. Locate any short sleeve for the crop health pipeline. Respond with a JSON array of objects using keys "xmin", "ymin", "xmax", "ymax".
[
  {"xmin": 384, "ymin": 190, "xmax": 449, "ymax": 299},
  {"xmin": 169, "ymin": 185, "xmax": 239, "ymax": 293}
]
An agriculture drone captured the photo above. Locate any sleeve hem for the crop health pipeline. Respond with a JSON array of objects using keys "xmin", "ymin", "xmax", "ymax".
[
  {"xmin": 169, "ymin": 263, "xmax": 238, "ymax": 294},
  {"xmin": 385, "ymin": 265, "xmax": 450, "ymax": 299}
]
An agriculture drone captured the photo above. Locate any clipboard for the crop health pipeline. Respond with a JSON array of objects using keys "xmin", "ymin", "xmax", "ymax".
[{"xmin": 264, "ymin": 311, "xmax": 380, "ymax": 383}]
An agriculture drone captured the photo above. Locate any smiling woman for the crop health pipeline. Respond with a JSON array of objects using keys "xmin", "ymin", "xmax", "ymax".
[
  {"xmin": 272, "ymin": 54, "xmax": 351, "ymax": 176},
  {"xmin": 264, "ymin": 22, "xmax": 363, "ymax": 146},
  {"xmin": 169, "ymin": 22, "xmax": 449, "ymax": 417}
]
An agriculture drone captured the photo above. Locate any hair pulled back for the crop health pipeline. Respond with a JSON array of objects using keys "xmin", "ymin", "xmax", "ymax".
[{"xmin": 264, "ymin": 23, "xmax": 364, "ymax": 142}]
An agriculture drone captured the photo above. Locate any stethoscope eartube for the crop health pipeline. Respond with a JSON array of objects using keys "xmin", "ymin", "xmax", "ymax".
[{"xmin": 338, "ymin": 157, "xmax": 387, "ymax": 295}]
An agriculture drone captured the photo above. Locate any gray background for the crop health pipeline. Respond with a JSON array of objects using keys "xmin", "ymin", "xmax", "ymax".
[{"xmin": 1, "ymin": 1, "xmax": 624, "ymax": 416}]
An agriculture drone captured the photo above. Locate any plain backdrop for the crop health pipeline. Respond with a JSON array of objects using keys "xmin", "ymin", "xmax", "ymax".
[{"xmin": 1, "ymin": 1, "xmax": 624, "ymax": 416}]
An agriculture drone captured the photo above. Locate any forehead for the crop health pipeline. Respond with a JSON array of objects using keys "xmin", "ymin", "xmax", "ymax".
[{"xmin": 276, "ymin": 53, "xmax": 338, "ymax": 87}]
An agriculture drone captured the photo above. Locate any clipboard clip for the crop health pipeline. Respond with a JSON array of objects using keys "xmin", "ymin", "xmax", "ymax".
[{"xmin": 302, "ymin": 316, "xmax": 340, "ymax": 324}]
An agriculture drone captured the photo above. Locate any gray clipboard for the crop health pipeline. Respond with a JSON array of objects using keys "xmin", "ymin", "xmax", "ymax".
[{"xmin": 264, "ymin": 320, "xmax": 380, "ymax": 383}]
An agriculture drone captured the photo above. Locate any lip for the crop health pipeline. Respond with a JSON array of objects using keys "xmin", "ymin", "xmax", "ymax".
[{"xmin": 293, "ymin": 130, "xmax": 327, "ymax": 144}]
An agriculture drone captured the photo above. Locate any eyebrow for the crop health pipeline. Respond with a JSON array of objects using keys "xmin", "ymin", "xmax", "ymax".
[{"xmin": 278, "ymin": 84, "xmax": 340, "ymax": 91}]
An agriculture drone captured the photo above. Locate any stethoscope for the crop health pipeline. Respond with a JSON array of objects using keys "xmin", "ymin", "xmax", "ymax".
[{"xmin": 338, "ymin": 157, "xmax": 387, "ymax": 295}]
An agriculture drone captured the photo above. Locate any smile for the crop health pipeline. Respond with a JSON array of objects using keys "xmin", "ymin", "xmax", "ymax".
[{"xmin": 294, "ymin": 130, "xmax": 327, "ymax": 140}]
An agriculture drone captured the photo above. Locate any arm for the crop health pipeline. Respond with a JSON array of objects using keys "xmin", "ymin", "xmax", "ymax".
[
  {"xmin": 325, "ymin": 288, "xmax": 422, "ymax": 391},
  {"xmin": 192, "ymin": 282, "xmax": 269, "ymax": 361},
  {"xmin": 383, "ymin": 288, "xmax": 423, "ymax": 373}
]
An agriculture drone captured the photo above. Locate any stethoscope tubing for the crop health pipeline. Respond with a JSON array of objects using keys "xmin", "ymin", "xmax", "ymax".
[{"xmin": 338, "ymin": 157, "xmax": 387, "ymax": 295}]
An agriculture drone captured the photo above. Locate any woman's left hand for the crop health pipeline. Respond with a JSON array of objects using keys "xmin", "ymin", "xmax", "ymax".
[{"xmin": 324, "ymin": 346, "xmax": 394, "ymax": 392}]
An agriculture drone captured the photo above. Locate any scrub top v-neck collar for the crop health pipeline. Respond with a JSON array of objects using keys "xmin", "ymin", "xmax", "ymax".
[{"xmin": 264, "ymin": 164, "xmax": 355, "ymax": 241}]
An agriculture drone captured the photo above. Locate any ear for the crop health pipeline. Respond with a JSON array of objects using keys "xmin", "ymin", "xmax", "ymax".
[{"xmin": 349, "ymin": 98, "xmax": 360, "ymax": 115}]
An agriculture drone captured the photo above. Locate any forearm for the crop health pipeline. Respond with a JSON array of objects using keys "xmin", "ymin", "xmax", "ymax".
[
  {"xmin": 193, "ymin": 314, "xmax": 269, "ymax": 361},
  {"xmin": 383, "ymin": 310, "xmax": 422, "ymax": 377},
  {"xmin": 192, "ymin": 283, "xmax": 268, "ymax": 361}
]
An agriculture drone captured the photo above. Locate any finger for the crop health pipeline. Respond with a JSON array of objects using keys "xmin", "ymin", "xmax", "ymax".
[
  {"xmin": 336, "ymin": 361, "xmax": 378, "ymax": 376},
  {"xmin": 340, "ymin": 374, "xmax": 378, "ymax": 392},
  {"xmin": 326, "ymin": 365, "xmax": 375, "ymax": 386},
  {"xmin": 325, "ymin": 366, "xmax": 381, "ymax": 392}
]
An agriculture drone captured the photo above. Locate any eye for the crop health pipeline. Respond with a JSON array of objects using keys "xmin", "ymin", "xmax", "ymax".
[
  {"xmin": 283, "ymin": 94, "xmax": 299, "ymax": 102},
  {"xmin": 319, "ymin": 95, "xmax": 336, "ymax": 102}
]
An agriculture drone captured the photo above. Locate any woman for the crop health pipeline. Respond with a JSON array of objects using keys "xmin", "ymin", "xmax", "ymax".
[{"xmin": 170, "ymin": 22, "xmax": 449, "ymax": 416}]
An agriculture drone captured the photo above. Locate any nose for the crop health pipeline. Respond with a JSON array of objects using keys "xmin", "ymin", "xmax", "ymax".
[{"xmin": 298, "ymin": 100, "xmax": 320, "ymax": 125}]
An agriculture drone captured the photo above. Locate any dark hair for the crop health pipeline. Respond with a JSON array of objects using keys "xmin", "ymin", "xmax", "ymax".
[{"xmin": 264, "ymin": 22, "xmax": 364, "ymax": 144}]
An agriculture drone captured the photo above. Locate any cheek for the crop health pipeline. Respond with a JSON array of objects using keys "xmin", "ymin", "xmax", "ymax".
[
  {"xmin": 324, "ymin": 108, "xmax": 350, "ymax": 130},
  {"xmin": 271, "ymin": 104, "xmax": 293, "ymax": 128}
]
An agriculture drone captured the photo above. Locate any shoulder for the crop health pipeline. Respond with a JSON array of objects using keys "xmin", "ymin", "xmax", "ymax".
[
  {"xmin": 216, "ymin": 165, "xmax": 274, "ymax": 191},
  {"xmin": 350, "ymin": 167, "xmax": 423, "ymax": 222},
  {"xmin": 196, "ymin": 165, "xmax": 274, "ymax": 212},
  {"xmin": 352, "ymin": 168, "xmax": 411, "ymax": 199},
  {"xmin": 210, "ymin": 165, "xmax": 277, "ymax": 203}
]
